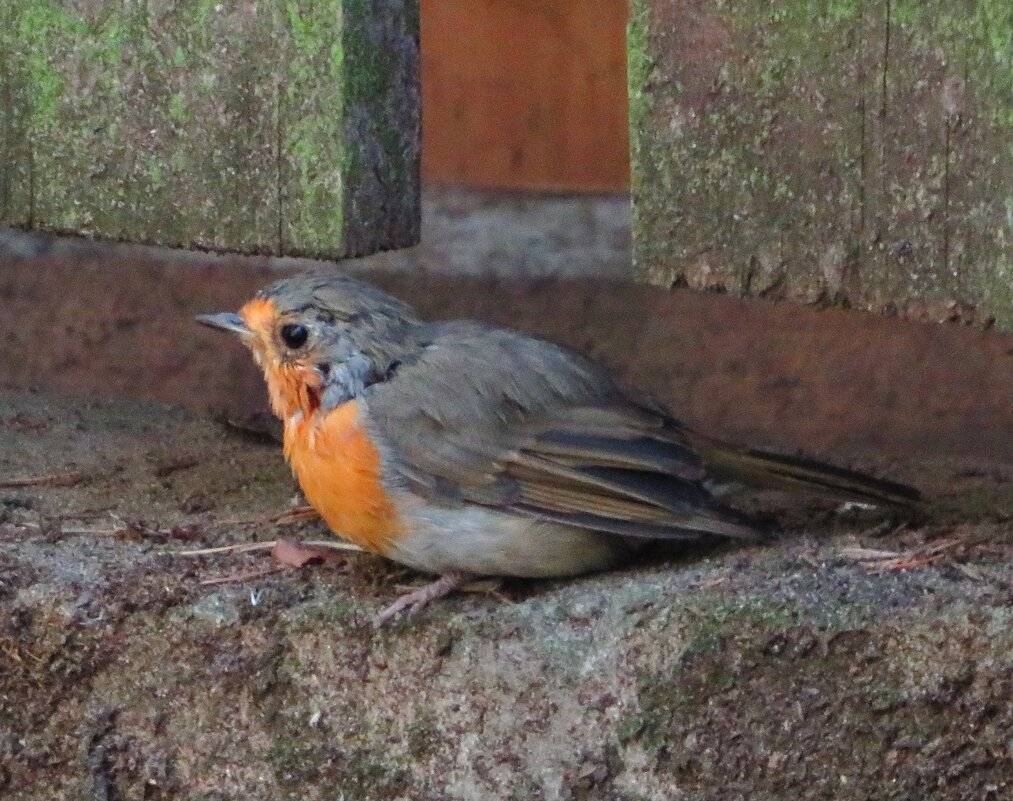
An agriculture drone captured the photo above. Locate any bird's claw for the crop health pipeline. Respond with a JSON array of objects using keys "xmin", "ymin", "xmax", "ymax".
[{"xmin": 373, "ymin": 570, "xmax": 473, "ymax": 626}]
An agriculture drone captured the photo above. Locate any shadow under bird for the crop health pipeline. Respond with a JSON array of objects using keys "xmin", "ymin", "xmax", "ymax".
[{"xmin": 197, "ymin": 270, "xmax": 920, "ymax": 623}]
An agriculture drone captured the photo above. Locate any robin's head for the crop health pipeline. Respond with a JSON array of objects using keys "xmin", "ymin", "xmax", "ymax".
[{"xmin": 197, "ymin": 271, "xmax": 420, "ymax": 419}]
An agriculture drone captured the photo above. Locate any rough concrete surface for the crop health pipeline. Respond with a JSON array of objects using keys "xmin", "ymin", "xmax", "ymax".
[
  {"xmin": 1, "ymin": 389, "xmax": 1010, "ymax": 801},
  {"xmin": 1, "ymin": 241, "xmax": 1012, "ymax": 799}
]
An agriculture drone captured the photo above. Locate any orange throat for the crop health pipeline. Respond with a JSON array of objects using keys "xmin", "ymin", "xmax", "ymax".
[
  {"xmin": 237, "ymin": 297, "xmax": 400, "ymax": 553},
  {"xmin": 239, "ymin": 298, "xmax": 321, "ymax": 420},
  {"xmin": 282, "ymin": 400, "xmax": 401, "ymax": 556}
]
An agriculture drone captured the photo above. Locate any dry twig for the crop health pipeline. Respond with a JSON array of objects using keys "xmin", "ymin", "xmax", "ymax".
[
  {"xmin": 199, "ymin": 565, "xmax": 287, "ymax": 586},
  {"xmin": 840, "ymin": 530, "xmax": 992, "ymax": 573},
  {"xmin": 0, "ymin": 472, "xmax": 89, "ymax": 488},
  {"xmin": 170, "ymin": 539, "xmax": 364, "ymax": 557},
  {"xmin": 212, "ymin": 505, "xmax": 321, "ymax": 528}
]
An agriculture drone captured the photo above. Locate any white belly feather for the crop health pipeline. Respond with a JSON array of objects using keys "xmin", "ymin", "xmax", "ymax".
[{"xmin": 388, "ymin": 495, "xmax": 635, "ymax": 578}]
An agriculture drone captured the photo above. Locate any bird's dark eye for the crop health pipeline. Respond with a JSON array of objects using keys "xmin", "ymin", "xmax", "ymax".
[{"xmin": 280, "ymin": 323, "xmax": 309, "ymax": 349}]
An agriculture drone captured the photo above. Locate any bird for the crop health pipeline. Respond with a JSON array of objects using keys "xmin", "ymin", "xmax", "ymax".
[{"xmin": 197, "ymin": 270, "xmax": 919, "ymax": 623}]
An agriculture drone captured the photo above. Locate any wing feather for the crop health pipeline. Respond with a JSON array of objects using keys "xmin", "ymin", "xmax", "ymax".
[{"xmin": 365, "ymin": 322, "xmax": 758, "ymax": 541}]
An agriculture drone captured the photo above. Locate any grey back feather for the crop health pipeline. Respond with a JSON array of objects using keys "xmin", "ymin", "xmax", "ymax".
[{"xmin": 365, "ymin": 320, "xmax": 758, "ymax": 541}]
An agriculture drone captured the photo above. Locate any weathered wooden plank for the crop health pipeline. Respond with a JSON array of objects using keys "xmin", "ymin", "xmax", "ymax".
[
  {"xmin": 420, "ymin": 0, "xmax": 630, "ymax": 191},
  {"xmin": 0, "ymin": 0, "xmax": 420, "ymax": 257},
  {"xmin": 629, "ymin": 0, "xmax": 1012, "ymax": 329}
]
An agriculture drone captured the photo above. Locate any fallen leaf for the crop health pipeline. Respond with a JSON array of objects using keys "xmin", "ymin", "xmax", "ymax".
[{"xmin": 271, "ymin": 538, "xmax": 347, "ymax": 568}]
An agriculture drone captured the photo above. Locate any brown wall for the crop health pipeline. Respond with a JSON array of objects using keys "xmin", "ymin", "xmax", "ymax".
[{"xmin": 420, "ymin": 0, "xmax": 630, "ymax": 191}]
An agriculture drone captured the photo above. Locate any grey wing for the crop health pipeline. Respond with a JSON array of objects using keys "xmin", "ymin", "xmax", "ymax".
[{"xmin": 365, "ymin": 322, "xmax": 758, "ymax": 541}]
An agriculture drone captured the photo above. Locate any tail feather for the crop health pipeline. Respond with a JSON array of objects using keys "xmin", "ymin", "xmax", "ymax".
[{"xmin": 693, "ymin": 438, "xmax": 921, "ymax": 508}]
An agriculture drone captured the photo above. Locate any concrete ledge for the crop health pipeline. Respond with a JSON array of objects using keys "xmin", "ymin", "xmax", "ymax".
[{"xmin": 2, "ymin": 391, "xmax": 1011, "ymax": 799}]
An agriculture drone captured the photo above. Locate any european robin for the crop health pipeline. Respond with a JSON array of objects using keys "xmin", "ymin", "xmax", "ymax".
[{"xmin": 198, "ymin": 271, "xmax": 918, "ymax": 623}]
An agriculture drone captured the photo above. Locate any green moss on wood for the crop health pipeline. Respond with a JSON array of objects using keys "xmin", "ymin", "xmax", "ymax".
[
  {"xmin": 0, "ymin": 0, "xmax": 420, "ymax": 257},
  {"xmin": 630, "ymin": 0, "xmax": 1013, "ymax": 329}
]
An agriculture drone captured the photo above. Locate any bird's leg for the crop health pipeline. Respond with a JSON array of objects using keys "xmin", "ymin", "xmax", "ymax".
[{"xmin": 374, "ymin": 571, "xmax": 474, "ymax": 626}]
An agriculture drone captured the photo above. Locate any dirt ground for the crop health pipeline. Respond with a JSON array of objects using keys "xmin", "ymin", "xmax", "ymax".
[{"xmin": 1, "ymin": 238, "xmax": 1011, "ymax": 800}]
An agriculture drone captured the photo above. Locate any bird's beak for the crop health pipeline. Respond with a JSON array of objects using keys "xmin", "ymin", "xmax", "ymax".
[{"xmin": 195, "ymin": 312, "xmax": 252, "ymax": 337}]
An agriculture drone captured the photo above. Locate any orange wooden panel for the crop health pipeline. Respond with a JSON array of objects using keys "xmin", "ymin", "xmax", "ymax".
[{"xmin": 420, "ymin": 0, "xmax": 631, "ymax": 192}]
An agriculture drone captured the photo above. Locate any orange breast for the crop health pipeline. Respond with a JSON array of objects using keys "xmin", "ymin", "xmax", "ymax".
[{"xmin": 284, "ymin": 400, "xmax": 401, "ymax": 555}]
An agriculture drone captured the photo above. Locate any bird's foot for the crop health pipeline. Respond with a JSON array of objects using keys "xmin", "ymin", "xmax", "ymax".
[{"xmin": 374, "ymin": 571, "xmax": 474, "ymax": 626}]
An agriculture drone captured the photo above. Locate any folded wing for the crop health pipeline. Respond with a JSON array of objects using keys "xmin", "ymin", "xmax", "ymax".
[{"xmin": 365, "ymin": 322, "xmax": 759, "ymax": 541}]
